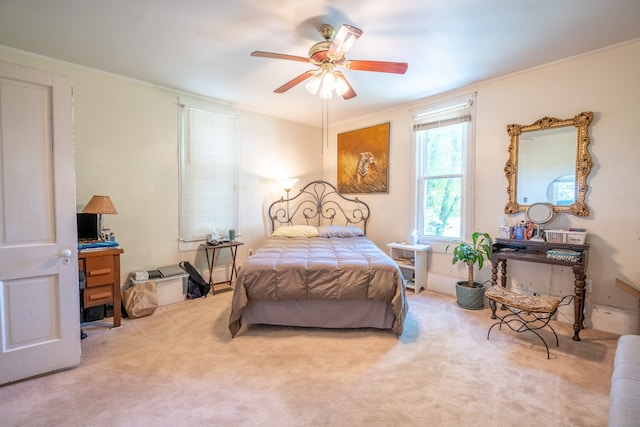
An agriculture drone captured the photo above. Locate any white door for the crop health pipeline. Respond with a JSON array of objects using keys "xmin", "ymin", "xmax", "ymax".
[{"xmin": 0, "ymin": 60, "xmax": 80, "ymax": 384}]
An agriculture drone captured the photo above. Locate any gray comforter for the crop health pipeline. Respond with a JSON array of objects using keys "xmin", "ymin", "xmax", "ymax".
[{"xmin": 228, "ymin": 236, "xmax": 408, "ymax": 336}]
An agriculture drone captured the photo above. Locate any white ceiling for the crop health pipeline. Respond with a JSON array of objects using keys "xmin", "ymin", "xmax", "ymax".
[{"xmin": 1, "ymin": 0, "xmax": 639, "ymax": 127}]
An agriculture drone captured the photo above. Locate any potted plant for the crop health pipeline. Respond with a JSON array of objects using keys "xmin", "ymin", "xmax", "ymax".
[{"xmin": 446, "ymin": 231, "xmax": 493, "ymax": 309}]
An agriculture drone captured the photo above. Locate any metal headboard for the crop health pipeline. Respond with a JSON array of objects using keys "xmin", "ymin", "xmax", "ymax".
[{"xmin": 269, "ymin": 180, "xmax": 370, "ymax": 234}]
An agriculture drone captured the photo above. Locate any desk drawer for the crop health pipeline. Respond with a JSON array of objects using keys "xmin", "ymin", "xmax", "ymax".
[
  {"xmin": 85, "ymin": 256, "xmax": 115, "ymax": 287},
  {"xmin": 84, "ymin": 284, "xmax": 114, "ymax": 307}
]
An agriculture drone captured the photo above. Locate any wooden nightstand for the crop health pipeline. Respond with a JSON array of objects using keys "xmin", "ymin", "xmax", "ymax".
[
  {"xmin": 78, "ymin": 247, "xmax": 124, "ymax": 327},
  {"xmin": 387, "ymin": 243, "xmax": 431, "ymax": 294}
]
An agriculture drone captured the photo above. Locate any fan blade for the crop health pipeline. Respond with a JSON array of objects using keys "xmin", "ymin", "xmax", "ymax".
[
  {"xmin": 251, "ymin": 51, "xmax": 310, "ymax": 64},
  {"xmin": 345, "ymin": 60, "xmax": 408, "ymax": 74},
  {"xmin": 334, "ymin": 71, "xmax": 357, "ymax": 100},
  {"xmin": 274, "ymin": 70, "xmax": 317, "ymax": 93},
  {"xmin": 328, "ymin": 24, "xmax": 363, "ymax": 60}
]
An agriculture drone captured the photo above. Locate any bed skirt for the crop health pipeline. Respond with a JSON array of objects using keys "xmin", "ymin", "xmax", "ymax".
[{"xmin": 241, "ymin": 299, "xmax": 395, "ymax": 330}]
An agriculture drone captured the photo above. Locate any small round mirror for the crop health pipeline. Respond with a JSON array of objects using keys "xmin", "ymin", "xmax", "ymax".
[
  {"xmin": 526, "ymin": 203, "xmax": 554, "ymax": 241},
  {"xmin": 526, "ymin": 202, "xmax": 554, "ymax": 224}
]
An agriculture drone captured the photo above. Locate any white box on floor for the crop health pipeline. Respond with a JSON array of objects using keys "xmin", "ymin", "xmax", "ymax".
[
  {"xmin": 591, "ymin": 304, "xmax": 637, "ymax": 335},
  {"xmin": 132, "ymin": 274, "xmax": 188, "ymax": 307}
]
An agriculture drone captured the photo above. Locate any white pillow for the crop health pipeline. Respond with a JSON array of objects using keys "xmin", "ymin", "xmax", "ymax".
[
  {"xmin": 317, "ymin": 225, "xmax": 365, "ymax": 238},
  {"xmin": 272, "ymin": 225, "xmax": 319, "ymax": 238}
]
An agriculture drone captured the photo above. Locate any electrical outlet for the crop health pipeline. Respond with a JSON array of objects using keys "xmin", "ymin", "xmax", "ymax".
[{"xmin": 585, "ymin": 279, "xmax": 593, "ymax": 293}]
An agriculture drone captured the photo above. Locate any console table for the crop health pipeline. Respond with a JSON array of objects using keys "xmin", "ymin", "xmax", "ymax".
[
  {"xmin": 201, "ymin": 241, "xmax": 243, "ymax": 294},
  {"xmin": 490, "ymin": 238, "xmax": 589, "ymax": 341}
]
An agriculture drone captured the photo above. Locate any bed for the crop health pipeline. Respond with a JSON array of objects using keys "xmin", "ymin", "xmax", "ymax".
[{"xmin": 228, "ymin": 180, "xmax": 408, "ymax": 337}]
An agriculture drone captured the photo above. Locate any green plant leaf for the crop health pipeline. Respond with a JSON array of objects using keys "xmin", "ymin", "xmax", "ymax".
[{"xmin": 447, "ymin": 232, "xmax": 493, "ymax": 284}]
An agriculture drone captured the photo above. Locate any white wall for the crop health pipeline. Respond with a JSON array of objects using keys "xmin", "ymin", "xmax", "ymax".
[
  {"xmin": 0, "ymin": 45, "xmax": 322, "ymax": 278},
  {"xmin": 324, "ymin": 40, "xmax": 640, "ymax": 331},
  {"xmin": 3, "ymin": 38, "xmax": 640, "ymax": 333}
]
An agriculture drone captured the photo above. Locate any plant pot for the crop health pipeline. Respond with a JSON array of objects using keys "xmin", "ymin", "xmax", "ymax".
[{"xmin": 455, "ymin": 281, "xmax": 486, "ymax": 310}]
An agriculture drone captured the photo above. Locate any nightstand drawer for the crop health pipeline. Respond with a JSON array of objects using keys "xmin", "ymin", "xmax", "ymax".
[
  {"xmin": 78, "ymin": 248, "xmax": 124, "ymax": 328},
  {"xmin": 85, "ymin": 256, "xmax": 115, "ymax": 287},
  {"xmin": 84, "ymin": 284, "xmax": 114, "ymax": 307}
]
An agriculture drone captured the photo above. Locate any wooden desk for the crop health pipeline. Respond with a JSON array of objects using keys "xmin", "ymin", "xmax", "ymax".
[
  {"xmin": 78, "ymin": 247, "xmax": 123, "ymax": 328},
  {"xmin": 200, "ymin": 241, "xmax": 243, "ymax": 294},
  {"xmin": 490, "ymin": 238, "xmax": 589, "ymax": 341}
]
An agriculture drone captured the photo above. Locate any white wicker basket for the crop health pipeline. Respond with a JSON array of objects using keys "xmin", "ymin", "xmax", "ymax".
[
  {"xmin": 544, "ymin": 230, "xmax": 587, "ymax": 245},
  {"xmin": 546, "ymin": 249, "xmax": 582, "ymax": 262}
]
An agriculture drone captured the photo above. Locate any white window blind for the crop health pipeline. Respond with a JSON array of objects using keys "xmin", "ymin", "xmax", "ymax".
[{"xmin": 179, "ymin": 98, "xmax": 239, "ymax": 247}]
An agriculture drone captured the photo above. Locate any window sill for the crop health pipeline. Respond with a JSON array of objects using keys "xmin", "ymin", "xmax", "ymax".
[
  {"xmin": 418, "ymin": 237, "xmax": 455, "ymax": 254},
  {"xmin": 178, "ymin": 240, "xmax": 206, "ymax": 252}
]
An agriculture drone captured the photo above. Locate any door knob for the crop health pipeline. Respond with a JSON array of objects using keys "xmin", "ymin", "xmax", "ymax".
[{"xmin": 59, "ymin": 249, "xmax": 72, "ymax": 258}]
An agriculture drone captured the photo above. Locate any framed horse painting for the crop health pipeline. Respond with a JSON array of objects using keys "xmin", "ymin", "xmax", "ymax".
[{"xmin": 337, "ymin": 122, "xmax": 390, "ymax": 194}]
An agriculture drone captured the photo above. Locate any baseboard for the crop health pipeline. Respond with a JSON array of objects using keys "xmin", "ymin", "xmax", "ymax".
[
  {"xmin": 426, "ymin": 273, "xmax": 457, "ymax": 297},
  {"xmin": 206, "ymin": 266, "xmax": 231, "ymax": 284},
  {"xmin": 426, "ymin": 273, "xmax": 638, "ymax": 335}
]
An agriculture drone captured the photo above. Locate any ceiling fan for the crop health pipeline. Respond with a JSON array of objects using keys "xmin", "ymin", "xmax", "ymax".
[{"xmin": 251, "ymin": 24, "xmax": 408, "ymax": 100}]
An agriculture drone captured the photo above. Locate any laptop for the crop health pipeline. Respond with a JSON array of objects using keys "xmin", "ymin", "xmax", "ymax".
[{"xmin": 157, "ymin": 264, "xmax": 186, "ymax": 278}]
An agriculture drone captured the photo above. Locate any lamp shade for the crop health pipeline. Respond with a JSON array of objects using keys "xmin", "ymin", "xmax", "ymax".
[
  {"xmin": 276, "ymin": 178, "xmax": 299, "ymax": 192},
  {"xmin": 82, "ymin": 195, "xmax": 118, "ymax": 214}
]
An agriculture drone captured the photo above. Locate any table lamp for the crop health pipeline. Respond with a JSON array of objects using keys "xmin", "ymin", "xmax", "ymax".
[{"xmin": 82, "ymin": 195, "xmax": 118, "ymax": 238}]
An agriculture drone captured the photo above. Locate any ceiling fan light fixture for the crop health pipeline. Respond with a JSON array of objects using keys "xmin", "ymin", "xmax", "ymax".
[
  {"xmin": 319, "ymin": 71, "xmax": 337, "ymax": 98},
  {"xmin": 319, "ymin": 85, "xmax": 333, "ymax": 99},
  {"xmin": 328, "ymin": 24, "xmax": 363, "ymax": 60},
  {"xmin": 306, "ymin": 70, "xmax": 349, "ymax": 98},
  {"xmin": 253, "ymin": 23, "xmax": 406, "ymax": 100},
  {"xmin": 322, "ymin": 71, "xmax": 335, "ymax": 87},
  {"xmin": 334, "ymin": 74, "xmax": 349, "ymax": 96},
  {"xmin": 305, "ymin": 74, "xmax": 321, "ymax": 95}
]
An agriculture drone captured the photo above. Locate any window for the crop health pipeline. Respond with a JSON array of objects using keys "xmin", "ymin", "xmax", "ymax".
[
  {"xmin": 413, "ymin": 94, "xmax": 475, "ymax": 243},
  {"xmin": 178, "ymin": 97, "xmax": 239, "ymax": 250},
  {"xmin": 547, "ymin": 175, "xmax": 575, "ymax": 205}
]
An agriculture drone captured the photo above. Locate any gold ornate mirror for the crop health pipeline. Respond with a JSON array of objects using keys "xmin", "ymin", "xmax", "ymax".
[{"xmin": 504, "ymin": 111, "xmax": 593, "ymax": 216}]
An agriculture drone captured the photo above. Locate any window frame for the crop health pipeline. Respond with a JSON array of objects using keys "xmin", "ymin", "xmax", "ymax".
[
  {"xmin": 412, "ymin": 93, "xmax": 476, "ymax": 252},
  {"xmin": 177, "ymin": 96, "xmax": 240, "ymax": 252}
]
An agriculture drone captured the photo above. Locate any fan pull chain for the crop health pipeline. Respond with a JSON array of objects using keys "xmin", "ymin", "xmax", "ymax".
[{"xmin": 323, "ymin": 98, "xmax": 329, "ymax": 149}]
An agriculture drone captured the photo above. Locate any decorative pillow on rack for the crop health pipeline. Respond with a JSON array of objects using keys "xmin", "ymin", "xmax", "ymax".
[
  {"xmin": 317, "ymin": 225, "xmax": 365, "ymax": 238},
  {"xmin": 272, "ymin": 225, "xmax": 319, "ymax": 238}
]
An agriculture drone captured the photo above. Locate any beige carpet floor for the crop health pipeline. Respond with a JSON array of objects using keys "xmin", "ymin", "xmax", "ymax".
[{"xmin": 0, "ymin": 289, "xmax": 618, "ymax": 426}]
